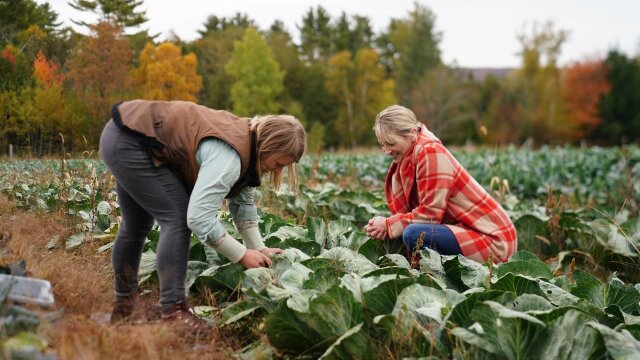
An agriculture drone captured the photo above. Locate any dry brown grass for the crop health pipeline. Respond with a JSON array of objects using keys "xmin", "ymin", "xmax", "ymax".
[{"xmin": 0, "ymin": 195, "xmax": 236, "ymax": 359}]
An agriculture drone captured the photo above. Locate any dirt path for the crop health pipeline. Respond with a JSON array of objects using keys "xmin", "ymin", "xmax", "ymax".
[{"xmin": 0, "ymin": 195, "xmax": 233, "ymax": 359}]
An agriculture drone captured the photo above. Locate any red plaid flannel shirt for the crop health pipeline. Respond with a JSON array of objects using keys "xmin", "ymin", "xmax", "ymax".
[{"xmin": 384, "ymin": 126, "xmax": 517, "ymax": 263}]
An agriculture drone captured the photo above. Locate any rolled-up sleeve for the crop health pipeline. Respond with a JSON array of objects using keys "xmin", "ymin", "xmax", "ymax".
[
  {"xmin": 229, "ymin": 187, "xmax": 265, "ymax": 250},
  {"xmin": 187, "ymin": 139, "xmax": 241, "ymax": 246},
  {"xmin": 229, "ymin": 187, "xmax": 258, "ymax": 225}
]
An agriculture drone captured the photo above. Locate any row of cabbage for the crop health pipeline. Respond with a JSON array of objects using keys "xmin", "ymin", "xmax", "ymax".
[
  {"xmin": 302, "ymin": 145, "xmax": 640, "ymax": 211},
  {"xmin": 2, "ymin": 145, "xmax": 639, "ymax": 215},
  {"xmin": 133, "ymin": 212, "xmax": 640, "ymax": 359},
  {"xmin": 0, "ymin": 147, "xmax": 638, "ymax": 279}
]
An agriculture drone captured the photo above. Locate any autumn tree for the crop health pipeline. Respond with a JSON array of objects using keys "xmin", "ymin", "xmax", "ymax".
[
  {"xmin": 128, "ymin": 42, "xmax": 202, "ymax": 102},
  {"xmin": 0, "ymin": 0, "xmax": 74, "ymax": 70},
  {"xmin": 0, "ymin": 90, "xmax": 30, "ymax": 154},
  {"xmin": 514, "ymin": 21, "xmax": 568, "ymax": 143},
  {"xmin": 0, "ymin": 0, "xmax": 65, "ymax": 155},
  {"xmin": 33, "ymin": 50, "xmax": 62, "ymax": 87},
  {"xmin": 326, "ymin": 48, "xmax": 396, "ymax": 148},
  {"xmin": 66, "ymin": 21, "xmax": 132, "ymax": 143},
  {"xmin": 410, "ymin": 65, "xmax": 478, "ymax": 144},
  {"xmin": 225, "ymin": 27, "xmax": 284, "ymax": 116},
  {"xmin": 561, "ymin": 58, "xmax": 610, "ymax": 140},
  {"xmin": 0, "ymin": 45, "xmax": 32, "ymax": 91},
  {"xmin": 475, "ymin": 75, "xmax": 521, "ymax": 145},
  {"xmin": 21, "ymin": 50, "xmax": 79, "ymax": 155},
  {"xmin": 0, "ymin": 23, "xmax": 58, "ymax": 92},
  {"xmin": 68, "ymin": 0, "xmax": 155, "ymax": 65}
]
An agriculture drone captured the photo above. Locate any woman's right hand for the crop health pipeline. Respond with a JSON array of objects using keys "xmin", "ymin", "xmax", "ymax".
[{"xmin": 240, "ymin": 249, "xmax": 272, "ymax": 268}]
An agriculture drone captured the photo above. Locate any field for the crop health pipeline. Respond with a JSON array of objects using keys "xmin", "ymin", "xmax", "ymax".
[{"xmin": 0, "ymin": 146, "xmax": 639, "ymax": 359}]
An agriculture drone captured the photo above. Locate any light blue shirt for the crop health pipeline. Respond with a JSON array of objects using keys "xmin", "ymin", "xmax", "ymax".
[{"xmin": 186, "ymin": 138, "xmax": 258, "ymax": 247}]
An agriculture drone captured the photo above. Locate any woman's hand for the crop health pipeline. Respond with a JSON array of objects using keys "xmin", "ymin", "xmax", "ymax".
[
  {"xmin": 260, "ymin": 247, "xmax": 284, "ymax": 257},
  {"xmin": 365, "ymin": 216, "xmax": 388, "ymax": 240},
  {"xmin": 240, "ymin": 249, "xmax": 272, "ymax": 268}
]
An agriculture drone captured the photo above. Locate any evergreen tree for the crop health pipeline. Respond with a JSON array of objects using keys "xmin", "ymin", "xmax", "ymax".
[
  {"xmin": 0, "ymin": 0, "xmax": 63, "ymax": 90},
  {"xmin": 383, "ymin": 3, "xmax": 441, "ymax": 106},
  {"xmin": 596, "ymin": 50, "xmax": 640, "ymax": 144},
  {"xmin": 197, "ymin": 13, "xmax": 256, "ymax": 36},
  {"xmin": 332, "ymin": 13, "xmax": 373, "ymax": 55},
  {"xmin": 299, "ymin": 6, "xmax": 332, "ymax": 62},
  {"xmin": 300, "ymin": 62, "xmax": 339, "ymax": 147},
  {"xmin": 190, "ymin": 15, "xmax": 251, "ymax": 109},
  {"xmin": 265, "ymin": 21, "xmax": 305, "ymax": 117},
  {"xmin": 68, "ymin": 0, "xmax": 148, "ymax": 29},
  {"xmin": 0, "ymin": 0, "xmax": 60, "ymax": 42}
]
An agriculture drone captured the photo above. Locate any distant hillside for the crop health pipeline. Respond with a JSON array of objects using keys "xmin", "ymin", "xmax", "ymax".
[{"xmin": 461, "ymin": 67, "xmax": 514, "ymax": 81}]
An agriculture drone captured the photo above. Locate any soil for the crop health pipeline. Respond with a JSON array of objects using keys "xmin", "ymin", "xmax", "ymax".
[{"xmin": 0, "ymin": 195, "xmax": 235, "ymax": 359}]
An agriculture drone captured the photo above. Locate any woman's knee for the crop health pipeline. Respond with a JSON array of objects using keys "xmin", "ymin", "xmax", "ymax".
[{"xmin": 118, "ymin": 220, "xmax": 153, "ymax": 242}]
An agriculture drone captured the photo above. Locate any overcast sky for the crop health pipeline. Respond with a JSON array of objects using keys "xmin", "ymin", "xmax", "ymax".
[{"xmin": 44, "ymin": 0, "xmax": 640, "ymax": 68}]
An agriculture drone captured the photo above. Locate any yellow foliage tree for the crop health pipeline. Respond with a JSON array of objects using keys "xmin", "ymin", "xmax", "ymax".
[
  {"xmin": 128, "ymin": 42, "xmax": 202, "ymax": 101},
  {"xmin": 514, "ymin": 21, "xmax": 568, "ymax": 143},
  {"xmin": 225, "ymin": 27, "xmax": 284, "ymax": 116},
  {"xmin": 326, "ymin": 48, "xmax": 396, "ymax": 148}
]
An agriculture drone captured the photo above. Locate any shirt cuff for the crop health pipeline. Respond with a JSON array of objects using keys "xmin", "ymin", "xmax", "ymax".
[
  {"xmin": 210, "ymin": 233, "xmax": 247, "ymax": 263},
  {"xmin": 386, "ymin": 215, "xmax": 405, "ymax": 239},
  {"xmin": 239, "ymin": 225, "xmax": 266, "ymax": 251}
]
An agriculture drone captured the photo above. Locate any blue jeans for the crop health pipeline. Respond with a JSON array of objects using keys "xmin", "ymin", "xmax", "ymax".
[{"xmin": 402, "ymin": 224, "xmax": 462, "ymax": 255}]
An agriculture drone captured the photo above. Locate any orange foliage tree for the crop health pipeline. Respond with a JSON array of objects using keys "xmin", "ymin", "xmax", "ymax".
[
  {"xmin": 128, "ymin": 42, "xmax": 202, "ymax": 102},
  {"xmin": 18, "ymin": 50, "xmax": 78, "ymax": 155},
  {"xmin": 66, "ymin": 21, "xmax": 132, "ymax": 144},
  {"xmin": 33, "ymin": 50, "xmax": 63, "ymax": 88},
  {"xmin": 561, "ymin": 59, "xmax": 610, "ymax": 140}
]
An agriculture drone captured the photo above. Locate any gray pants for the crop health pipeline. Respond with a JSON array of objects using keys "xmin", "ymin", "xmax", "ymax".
[{"xmin": 99, "ymin": 120, "xmax": 190, "ymax": 312}]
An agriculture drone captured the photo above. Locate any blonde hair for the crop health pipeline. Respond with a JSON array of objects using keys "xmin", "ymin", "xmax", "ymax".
[
  {"xmin": 251, "ymin": 114, "xmax": 306, "ymax": 190},
  {"xmin": 374, "ymin": 105, "xmax": 422, "ymax": 145}
]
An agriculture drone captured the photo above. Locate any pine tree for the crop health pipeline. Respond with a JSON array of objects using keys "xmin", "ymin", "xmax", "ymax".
[{"xmin": 68, "ymin": 0, "xmax": 147, "ymax": 30}]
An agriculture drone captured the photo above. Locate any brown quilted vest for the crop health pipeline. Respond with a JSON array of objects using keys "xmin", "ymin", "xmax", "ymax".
[{"xmin": 111, "ymin": 100, "xmax": 258, "ymax": 196}]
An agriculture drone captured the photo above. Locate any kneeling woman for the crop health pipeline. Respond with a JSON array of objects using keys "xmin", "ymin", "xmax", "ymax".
[{"xmin": 365, "ymin": 105, "xmax": 516, "ymax": 263}]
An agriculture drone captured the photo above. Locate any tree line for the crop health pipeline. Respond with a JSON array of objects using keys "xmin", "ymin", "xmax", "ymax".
[{"xmin": 1, "ymin": 0, "xmax": 639, "ymax": 156}]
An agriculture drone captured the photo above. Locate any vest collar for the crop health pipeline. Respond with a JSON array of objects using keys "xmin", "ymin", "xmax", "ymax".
[{"xmin": 245, "ymin": 130, "xmax": 261, "ymax": 187}]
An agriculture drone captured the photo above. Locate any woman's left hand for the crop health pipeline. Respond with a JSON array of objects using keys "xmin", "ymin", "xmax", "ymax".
[{"xmin": 260, "ymin": 247, "xmax": 284, "ymax": 257}]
